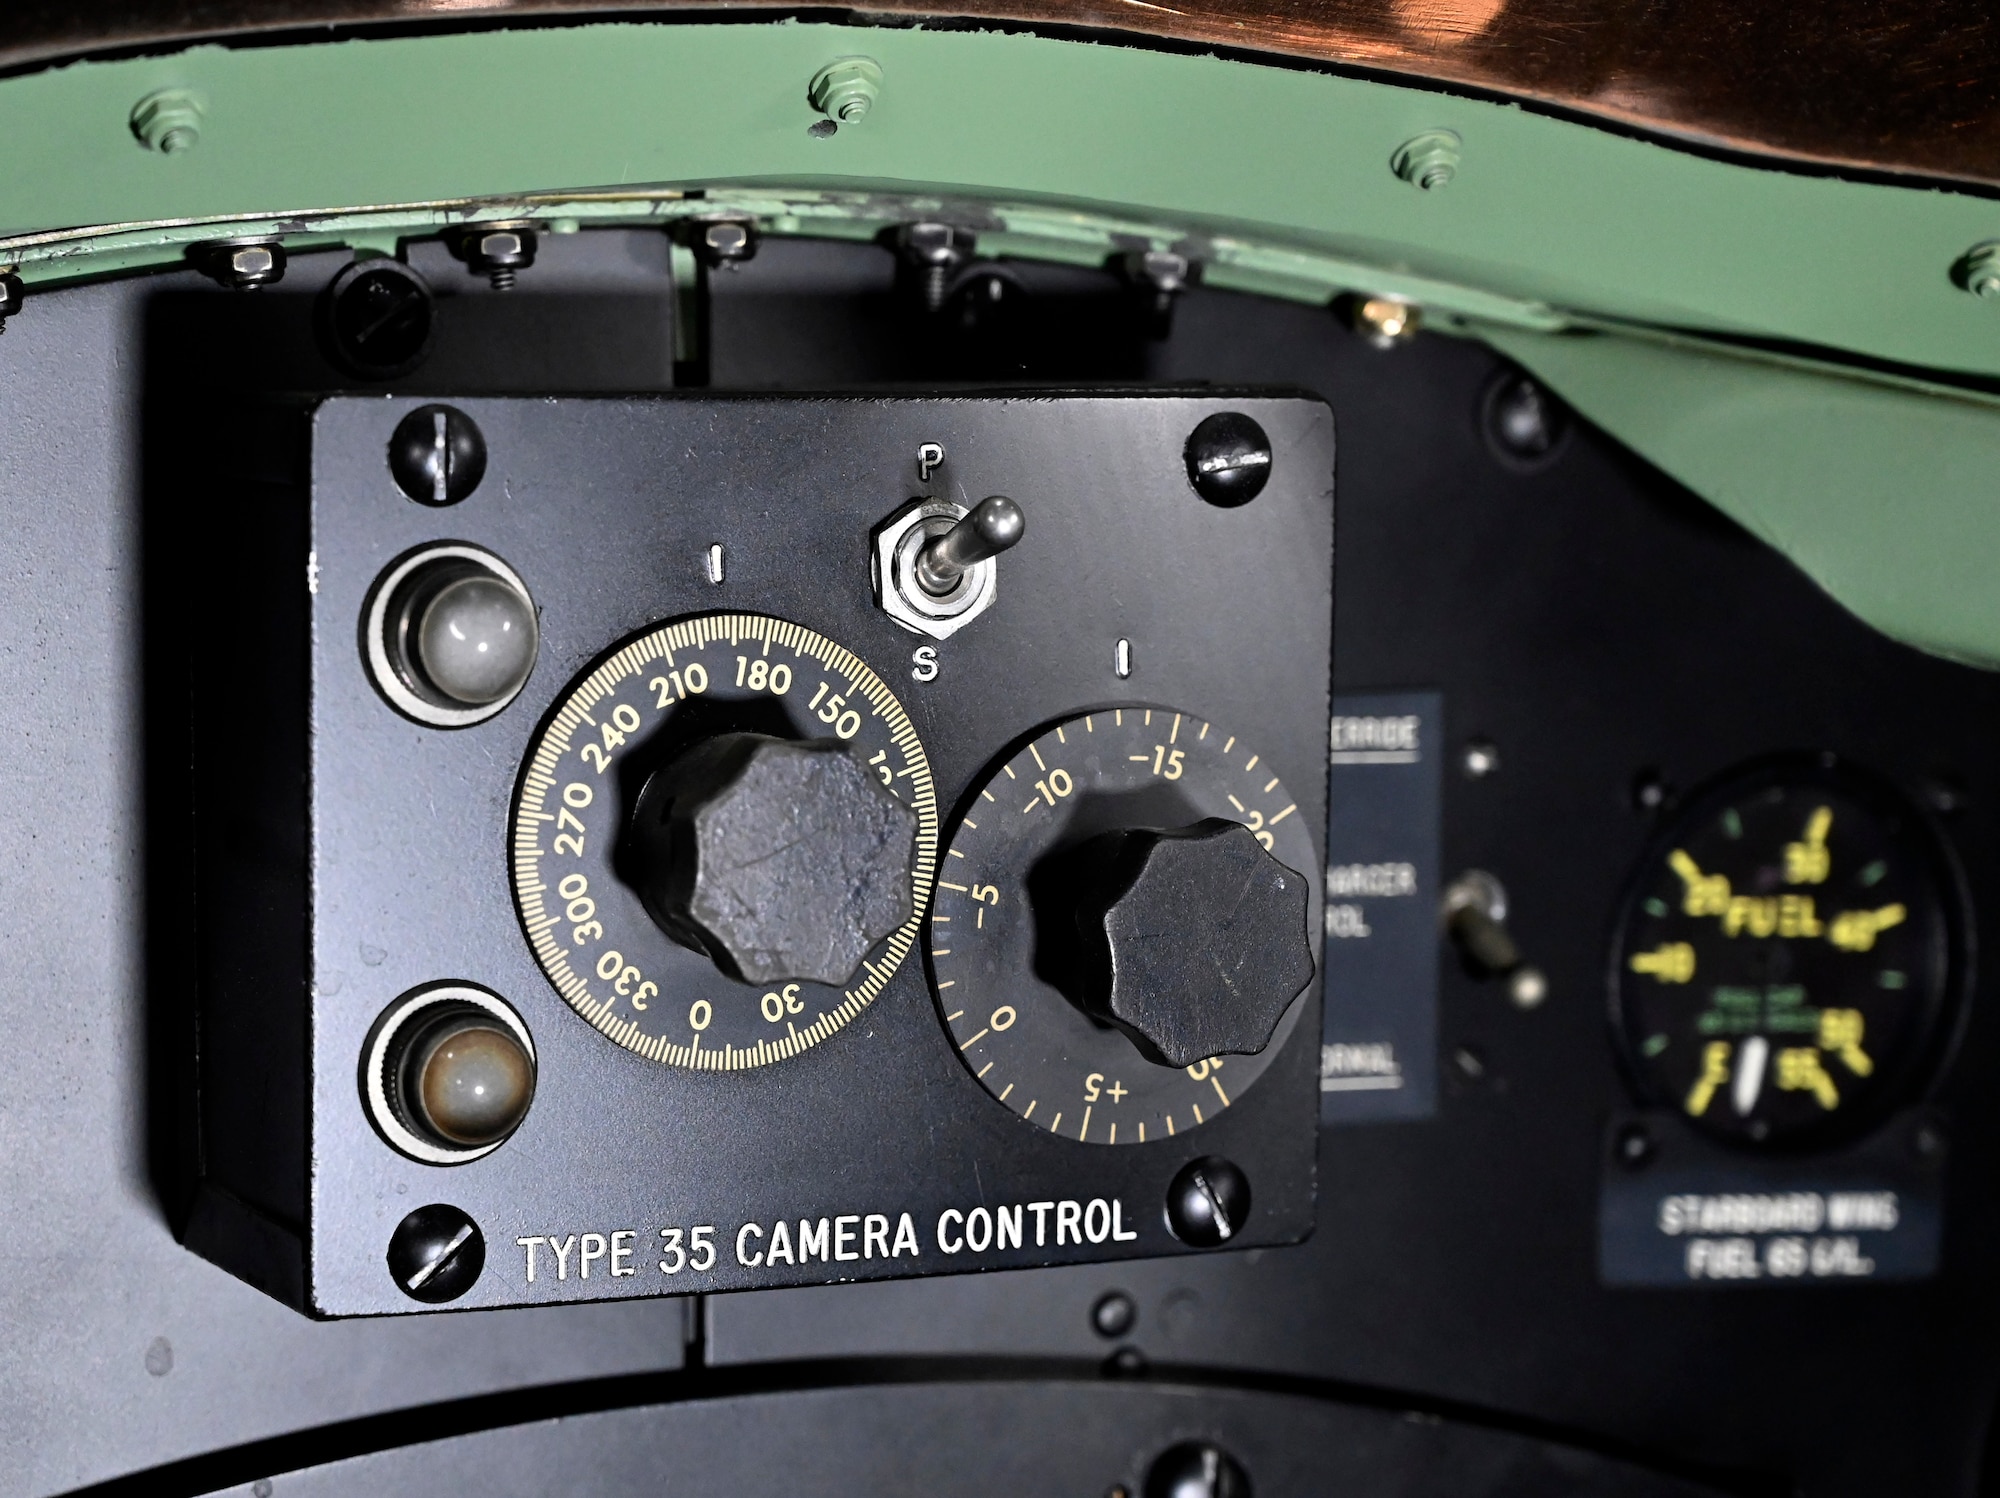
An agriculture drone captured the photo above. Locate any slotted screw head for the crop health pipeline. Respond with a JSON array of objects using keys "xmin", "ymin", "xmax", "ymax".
[
  {"xmin": 1184, "ymin": 412, "xmax": 1273, "ymax": 508},
  {"xmin": 388, "ymin": 404, "xmax": 488, "ymax": 506},
  {"xmin": 1165, "ymin": 1157, "xmax": 1252, "ymax": 1248},
  {"xmin": 387, "ymin": 1204, "xmax": 485, "ymax": 1303}
]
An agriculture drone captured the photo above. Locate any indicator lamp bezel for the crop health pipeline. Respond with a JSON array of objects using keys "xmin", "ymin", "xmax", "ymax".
[
  {"xmin": 360, "ymin": 982, "xmax": 538, "ymax": 1166},
  {"xmin": 360, "ymin": 541, "xmax": 539, "ymax": 728}
]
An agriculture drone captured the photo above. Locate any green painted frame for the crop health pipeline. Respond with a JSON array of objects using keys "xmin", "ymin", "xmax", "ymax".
[{"xmin": 5, "ymin": 20, "xmax": 2000, "ymax": 662}]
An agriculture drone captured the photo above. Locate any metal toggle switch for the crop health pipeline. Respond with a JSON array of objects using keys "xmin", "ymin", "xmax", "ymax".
[
  {"xmin": 873, "ymin": 493, "xmax": 1026, "ymax": 640},
  {"xmin": 1443, "ymin": 869, "xmax": 1548, "ymax": 1009}
]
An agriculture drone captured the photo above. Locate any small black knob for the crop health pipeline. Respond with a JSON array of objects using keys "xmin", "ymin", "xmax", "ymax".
[
  {"xmin": 632, "ymin": 734, "xmax": 918, "ymax": 987},
  {"xmin": 1072, "ymin": 818, "xmax": 1313, "ymax": 1068}
]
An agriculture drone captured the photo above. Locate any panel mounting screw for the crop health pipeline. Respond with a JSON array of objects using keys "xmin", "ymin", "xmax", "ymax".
[
  {"xmin": 1392, "ymin": 129, "xmax": 1462, "ymax": 190},
  {"xmin": 388, "ymin": 404, "xmax": 487, "ymax": 506},
  {"xmin": 130, "ymin": 88, "xmax": 207, "ymax": 154},
  {"xmin": 808, "ymin": 57, "xmax": 883, "ymax": 126},
  {"xmin": 387, "ymin": 1203, "xmax": 486, "ymax": 1303},
  {"xmin": 190, "ymin": 238, "xmax": 286, "ymax": 290},
  {"xmin": 458, "ymin": 224, "xmax": 538, "ymax": 290},
  {"xmin": 1184, "ymin": 411, "xmax": 1272, "ymax": 508},
  {"xmin": 1118, "ymin": 249, "xmax": 1197, "ymax": 339},
  {"xmin": 896, "ymin": 222, "xmax": 975, "ymax": 314},
  {"xmin": 693, "ymin": 219, "xmax": 758, "ymax": 269},
  {"xmin": 1165, "ymin": 1156, "xmax": 1250, "ymax": 1247},
  {"xmin": 1350, "ymin": 295, "xmax": 1421, "ymax": 348}
]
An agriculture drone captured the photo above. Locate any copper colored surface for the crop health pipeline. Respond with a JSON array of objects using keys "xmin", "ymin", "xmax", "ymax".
[{"xmin": 5, "ymin": 1, "xmax": 1999, "ymax": 187}]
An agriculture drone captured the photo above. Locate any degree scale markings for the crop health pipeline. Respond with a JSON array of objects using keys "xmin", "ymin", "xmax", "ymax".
[
  {"xmin": 510, "ymin": 611, "xmax": 939, "ymax": 1072},
  {"xmin": 927, "ymin": 705, "xmax": 1318, "ymax": 1146}
]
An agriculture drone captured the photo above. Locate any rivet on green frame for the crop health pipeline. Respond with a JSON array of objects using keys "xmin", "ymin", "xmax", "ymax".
[
  {"xmin": 1392, "ymin": 130, "xmax": 1462, "ymax": 191},
  {"xmin": 129, "ymin": 88, "xmax": 207, "ymax": 154},
  {"xmin": 808, "ymin": 58, "xmax": 883, "ymax": 128}
]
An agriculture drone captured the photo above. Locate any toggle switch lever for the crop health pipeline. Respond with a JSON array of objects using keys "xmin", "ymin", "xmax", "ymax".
[
  {"xmin": 1443, "ymin": 869, "xmax": 1548, "ymax": 1010},
  {"xmin": 915, "ymin": 494, "xmax": 1024, "ymax": 596},
  {"xmin": 872, "ymin": 493, "xmax": 1026, "ymax": 639}
]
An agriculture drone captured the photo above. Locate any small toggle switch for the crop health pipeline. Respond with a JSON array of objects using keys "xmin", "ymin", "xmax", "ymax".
[
  {"xmin": 873, "ymin": 493, "xmax": 1025, "ymax": 639},
  {"xmin": 1443, "ymin": 869, "xmax": 1548, "ymax": 1009}
]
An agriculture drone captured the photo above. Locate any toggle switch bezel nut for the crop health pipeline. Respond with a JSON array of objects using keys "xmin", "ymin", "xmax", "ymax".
[
  {"xmin": 361, "ymin": 541, "xmax": 538, "ymax": 728},
  {"xmin": 361, "ymin": 983, "xmax": 537, "ymax": 1165},
  {"xmin": 871, "ymin": 498, "xmax": 1000, "ymax": 640}
]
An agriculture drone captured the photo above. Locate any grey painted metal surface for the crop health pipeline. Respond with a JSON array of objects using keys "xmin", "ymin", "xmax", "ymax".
[
  {"xmin": 0, "ymin": 264, "xmax": 686, "ymax": 1498},
  {"xmin": 189, "ymin": 1382, "xmax": 1728, "ymax": 1496}
]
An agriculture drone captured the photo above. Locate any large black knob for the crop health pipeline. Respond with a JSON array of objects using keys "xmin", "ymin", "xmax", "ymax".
[
  {"xmin": 631, "ymin": 733, "xmax": 918, "ymax": 988},
  {"xmin": 1073, "ymin": 817, "xmax": 1314, "ymax": 1068}
]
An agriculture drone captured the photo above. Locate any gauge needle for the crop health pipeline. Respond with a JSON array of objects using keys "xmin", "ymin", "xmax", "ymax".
[{"xmin": 1732, "ymin": 1035, "xmax": 1770, "ymax": 1116}]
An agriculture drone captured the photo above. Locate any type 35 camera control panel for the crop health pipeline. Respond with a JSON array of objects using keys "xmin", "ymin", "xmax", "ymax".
[{"xmin": 182, "ymin": 392, "xmax": 1333, "ymax": 1315}]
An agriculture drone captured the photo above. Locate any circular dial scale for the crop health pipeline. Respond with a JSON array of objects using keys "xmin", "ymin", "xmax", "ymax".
[
  {"xmin": 1613, "ymin": 763, "xmax": 1955, "ymax": 1146},
  {"xmin": 931, "ymin": 707, "xmax": 1317, "ymax": 1144},
  {"xmin": 511, "ymin": 612, "xmax": 938, "ymax": 1069}
]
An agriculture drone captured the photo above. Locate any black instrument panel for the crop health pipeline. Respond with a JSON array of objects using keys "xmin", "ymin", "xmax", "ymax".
[
  {"xmin": 186, "ymin": 388, "xmax": 1331, "ymax": 1315},
  {"xmin": 3, "ymin": 230, "xmax": 1998, "ymax": 1493}
]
